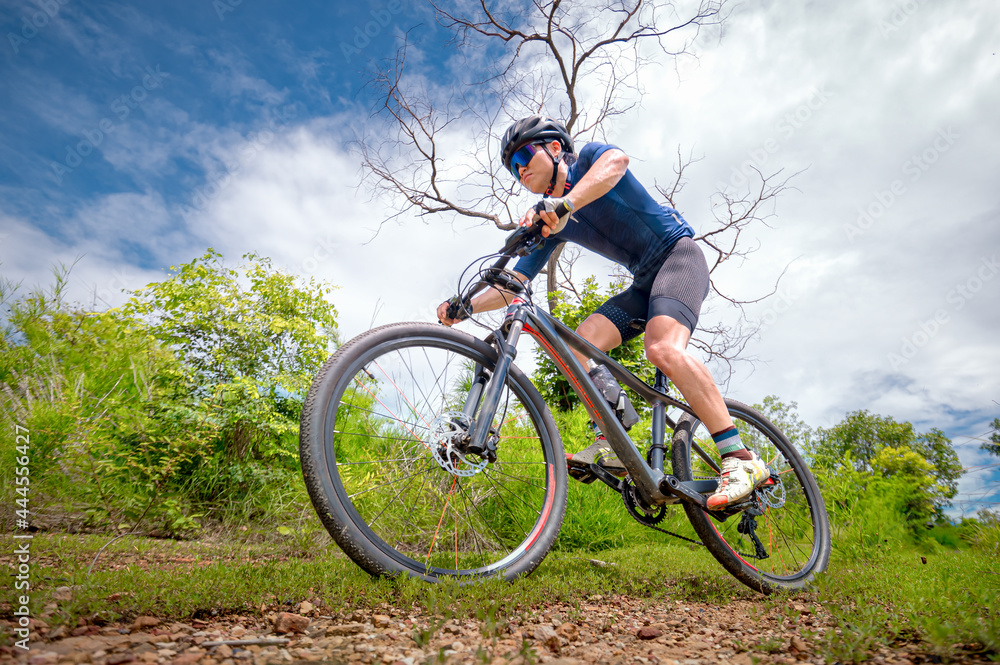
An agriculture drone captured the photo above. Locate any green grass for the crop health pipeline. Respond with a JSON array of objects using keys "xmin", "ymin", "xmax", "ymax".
[
  {"xmin": 2, "ymin": 531, "xmax": 997, "ymax": 662},
  {"xmin": 811, "ymin": 549, "xmax": 1000, "ymax": 661}
]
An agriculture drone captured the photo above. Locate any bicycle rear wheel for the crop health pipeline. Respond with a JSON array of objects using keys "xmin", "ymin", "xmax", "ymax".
[
  {"xmin": 300, "ymin": 322, "xmax": 567, "ymax": 581},
  {"xmin": 671, "ymin": 399, "xmax": 830, "ymax": 593}
]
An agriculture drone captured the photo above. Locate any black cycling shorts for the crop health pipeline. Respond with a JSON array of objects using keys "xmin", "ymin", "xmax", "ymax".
[{"xmin": 593, "ymin": 236, "xmax": 710, "ymax": 341}]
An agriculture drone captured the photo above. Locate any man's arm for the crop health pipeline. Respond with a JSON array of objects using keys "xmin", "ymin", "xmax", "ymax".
[
  {"xmin": 437, "ymin": 271, "xmax": 530, "ymax": 326},
  {"xmin": 532, "ymin": 148, "xmax": 630, "ymax": 235},
  {"xmin": 566, "ymin": 148, "xmax": 629, "ymax": 210}
]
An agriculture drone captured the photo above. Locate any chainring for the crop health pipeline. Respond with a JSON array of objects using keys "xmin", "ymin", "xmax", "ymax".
[{"xmin": 622, "ymin": 478, "xmax": 667, "ymax": 526}]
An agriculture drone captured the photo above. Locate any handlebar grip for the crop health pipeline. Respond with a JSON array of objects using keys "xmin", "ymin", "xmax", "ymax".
[{"xmin": 445, "ymin": 295, "xmax": 472, "ymax": 321}]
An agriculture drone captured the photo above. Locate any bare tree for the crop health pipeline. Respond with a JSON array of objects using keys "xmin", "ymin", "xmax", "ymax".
[
  {"xmin": 357, "ymin": 0, "xmax": 728, "ymax": 233},
  {"xmin": 355, "ymin": 0, "xmax": 797, "ymax": 366}
]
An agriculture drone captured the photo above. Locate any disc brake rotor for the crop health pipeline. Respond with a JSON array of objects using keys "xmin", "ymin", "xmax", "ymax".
[
  {"xmin": 428, "ymin": 412, "xmax": 488, "ymax": 477},
  {"xmin": 757, "ymin": 471, "xmax": 786, "ymax": 509}
]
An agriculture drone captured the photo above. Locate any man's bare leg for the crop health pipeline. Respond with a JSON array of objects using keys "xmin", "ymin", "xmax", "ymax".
[
  {"xmin": 642, "ymin": 315, "xmax": 731, "ymax": 433},
  {"xmin": 571, "ymin": 313, "xmax": 621, "ymax": 365},
  {"xmin": 643, "ymin": 315, "xmax": 767, "ymax": 509}
]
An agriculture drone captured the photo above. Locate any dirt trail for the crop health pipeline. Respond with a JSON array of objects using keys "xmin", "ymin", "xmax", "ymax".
[{"xmin": 2, "ymin": 594, "xmax": 989, "ymax": 665}]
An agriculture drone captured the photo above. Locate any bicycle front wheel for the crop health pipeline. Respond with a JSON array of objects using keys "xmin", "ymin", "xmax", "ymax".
[
  {"xmin": 300, "ymin": 322, "xmax": 567, "ymax": 581},
  {"xmin": 671, "ymin": 399, "xmax": 831, "ymax": 594}
]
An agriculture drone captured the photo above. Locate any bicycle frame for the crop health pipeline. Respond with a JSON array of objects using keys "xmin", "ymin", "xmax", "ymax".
[{"xmin": 465, "ymin": 291, "xmax": 721, "ymax": 511}]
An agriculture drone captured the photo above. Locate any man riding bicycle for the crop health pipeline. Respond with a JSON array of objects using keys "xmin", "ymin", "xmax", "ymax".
[{"xmin": 437, "ymin": 115, "xmax": 768, "ymax": 510}]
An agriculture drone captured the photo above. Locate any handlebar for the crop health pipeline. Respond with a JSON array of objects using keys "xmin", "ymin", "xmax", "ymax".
[
  {"xmin": 442, "ymin": 219, "xmax": 547, "ymax": 322},
  {"xmin": 499, "ymin": 218, "xmax": 547, "ymax": 257}
]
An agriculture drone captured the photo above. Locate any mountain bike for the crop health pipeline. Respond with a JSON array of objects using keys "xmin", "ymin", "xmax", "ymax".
[{"xmin": 299, "ymin": 222, "xmax": 831, "ymax": 594}]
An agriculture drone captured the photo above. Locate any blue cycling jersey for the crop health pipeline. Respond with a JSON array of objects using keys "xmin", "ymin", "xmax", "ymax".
[{"xmin": 513, "ymin": 142, "xmax": 695, "ymax": 287}]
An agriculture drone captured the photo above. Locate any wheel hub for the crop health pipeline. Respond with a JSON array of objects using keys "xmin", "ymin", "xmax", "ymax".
[{"xmin": 428, "ymin": 412, "xmax": 488, "ymax": 477}]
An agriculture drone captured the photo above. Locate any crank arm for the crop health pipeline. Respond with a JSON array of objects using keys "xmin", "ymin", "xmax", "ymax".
[
  {"xmin": 658, "ymin": 474, "xmax": 709, "ymax": 510},
  {"xmin": 589, "ymin": 463, "xmax": 625, "ymax": 493}
]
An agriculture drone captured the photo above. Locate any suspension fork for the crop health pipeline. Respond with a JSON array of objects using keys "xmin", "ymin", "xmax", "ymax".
[{"xmin": 466, "ymin": 311, "xmax": 525, "ymax": 455}]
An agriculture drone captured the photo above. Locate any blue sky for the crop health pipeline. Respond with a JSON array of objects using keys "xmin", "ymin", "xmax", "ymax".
[{"xmin": 1, "ymin": 0, "xmax": 998, "ymax": 516}]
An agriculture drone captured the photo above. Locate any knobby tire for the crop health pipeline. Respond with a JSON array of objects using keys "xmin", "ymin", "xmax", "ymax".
[{"xmin": 300, "ymin": 323, "xmax": 567, "ymax": 582}]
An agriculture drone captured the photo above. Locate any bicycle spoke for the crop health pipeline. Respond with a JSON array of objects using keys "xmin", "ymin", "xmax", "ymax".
[
  {"xmin": 309, "ymin": 325, "xmax": 564, "ymax": 580},
  {"xmin": 339, "ymin": 401, "xmax": 432, "ymax": 432},
  {"xmin": 347, "ymin": 463, "xmax": 437, "ymax": 500}
]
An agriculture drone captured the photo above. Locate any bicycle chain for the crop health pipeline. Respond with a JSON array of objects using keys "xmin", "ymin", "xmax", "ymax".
[
  {"xmin": 621, "ymin": 477, "xmax": 704, "ymax": 547},
  {"xmin": 638, "ymin": 520, "xmax": 706, "ymax": 547}
]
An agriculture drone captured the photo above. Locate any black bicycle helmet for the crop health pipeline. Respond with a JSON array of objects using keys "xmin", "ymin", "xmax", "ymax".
[{"xmin": 500, "ymin": 115, "xmax": 574, "ymax": 176}]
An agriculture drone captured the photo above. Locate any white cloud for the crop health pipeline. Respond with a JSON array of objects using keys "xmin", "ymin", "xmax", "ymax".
[{"xmin": 3, "ymin": 0, "xmax": 997, "ymax": 511}]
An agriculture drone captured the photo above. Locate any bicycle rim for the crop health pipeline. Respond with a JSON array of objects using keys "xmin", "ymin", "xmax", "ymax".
[
  {"xmin": 319, "ymin": 332, "xmax": 561, "ymax": 578},
  {"xmin": 673, "ymin": 401, "xmax": 829, "ymax": 590}
]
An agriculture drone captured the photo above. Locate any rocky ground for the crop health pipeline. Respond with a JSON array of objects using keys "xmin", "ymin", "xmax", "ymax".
[{"xmin": 2, "ymin": 592, "xmax": 991, "ymax": 665}]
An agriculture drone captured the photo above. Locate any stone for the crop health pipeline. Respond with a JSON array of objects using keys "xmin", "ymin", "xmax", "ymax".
[
  {"xmin": 373, "ymin": 614, "xmax": 392, "ymax": 629},
  {"xmin": 27, "ymin": 654, "xmax": 58, "ymax": 665},
  {"xmin": 172, "ymin": 654, "xmax": 205, "ymax": 665},
  {"xmin": 298, "ymin": 600, "xmax": 314, "ymax": 614},
  {"xmin": 273, "ymin": 612, "xmax": 310, "ymax": 634},
  {"xmin": 53, "ymin": 586, "xmax": 74, "ymax": 601},
  {"xmin": 105, "ymin": 654, "xmax": 135, "ymax": 665},
  {"xmin": 131, "ymin": 616, "xmax": 162, "ymax": 631},
  {"xmin": 637, "ymin": 626, "xmax": 662, "ymax": 640},
  {"xmin": 533, "ymin": 625, "xmax": 561, "ymax": 651},
  {"xmin": 214, "ymin": 644, "xmax": 233, "ymax": 659},
  {"xmin": 790, "ymin": 636, "xmax": 809, "ymax": 653},
  {"xmin": 556, "ymin": 622, "xmax": 579, "ymax": 641},
  {"xmin": 326, "ymin": 622, "xmax": 366, "ymax": 636}
]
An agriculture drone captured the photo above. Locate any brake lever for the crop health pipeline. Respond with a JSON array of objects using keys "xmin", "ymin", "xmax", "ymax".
[{"xmin": 502, "ymin": 218, "xmax": 546, "ymax": 257}]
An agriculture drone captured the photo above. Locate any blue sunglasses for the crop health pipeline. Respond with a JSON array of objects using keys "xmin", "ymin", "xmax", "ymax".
[{"xmin": 509, "ymin": 143, "xmax": 545, "ymax": 181}]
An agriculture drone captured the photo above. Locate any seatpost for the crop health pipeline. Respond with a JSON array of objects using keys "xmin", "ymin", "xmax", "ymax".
[{"xmin": 648, "ymin": 370, "xmax": 669, "ymax": 472}]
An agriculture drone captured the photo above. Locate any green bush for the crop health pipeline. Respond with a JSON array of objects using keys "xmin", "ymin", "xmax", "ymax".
[
  {"xmin": 0, "ymin": 285, "xmax": 217, "ymax": 535},
  {"xmin": 1, "ymin": 252, "xmax": 339, "ymax": 536}
]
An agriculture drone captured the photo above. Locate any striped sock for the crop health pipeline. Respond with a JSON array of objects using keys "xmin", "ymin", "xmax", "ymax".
[{"xmin": 712, "ymin": 426, "xmax": 751, "ymax": 460}]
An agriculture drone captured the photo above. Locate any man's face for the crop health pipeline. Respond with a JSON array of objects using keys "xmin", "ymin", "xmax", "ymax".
[{"xmin": 515, "ymin": 141, "xmax": 559, "ymax": 194}]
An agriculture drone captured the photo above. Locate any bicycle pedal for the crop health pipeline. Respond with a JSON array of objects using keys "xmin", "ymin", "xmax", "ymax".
[{"xmin": 567, "ymin": 462, "xmax": 598, "ymax": 483}]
